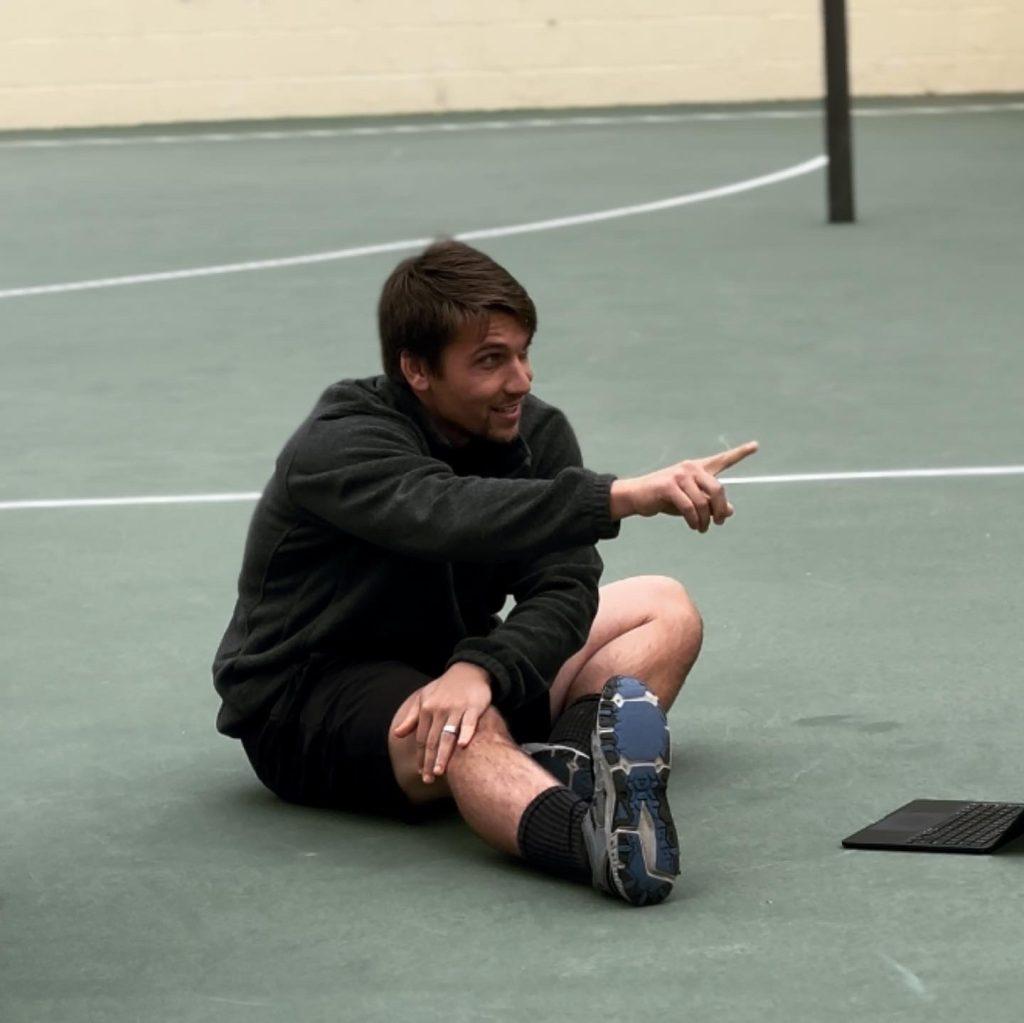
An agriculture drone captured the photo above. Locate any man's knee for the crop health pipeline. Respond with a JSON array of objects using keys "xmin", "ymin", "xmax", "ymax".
[
  {"xmin": 442, "ymin": 707, "xmax": 517, "ymax": 772},
  {"xmin": 390, "ymin": 705, "xmax": 512, "ymax": 792},
  {"xmin": 645, "ymin": 575, "xmax": 703, "ymax": 662},
  {"xmin": 464, "ymin": 706, "xmax": 513, "ymax": 743}
]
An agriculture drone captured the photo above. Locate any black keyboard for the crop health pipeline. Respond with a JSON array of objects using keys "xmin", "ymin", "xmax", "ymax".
[{"xmin": 905, "ymin": 802, "xmax": 1024, "ymax": 849}]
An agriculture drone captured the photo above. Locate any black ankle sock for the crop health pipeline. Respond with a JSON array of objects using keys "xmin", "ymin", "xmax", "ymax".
[
  {"xmin": 547, "ymin": 693, "xmax": 600, "ymax": 756},
  {"xmin": 516, "ymin": 785, "xmax": 591, "ymax": 883}
]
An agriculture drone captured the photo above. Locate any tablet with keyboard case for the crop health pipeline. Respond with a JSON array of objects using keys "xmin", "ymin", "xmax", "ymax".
[{"xmin": 842, "ymin": 800, "xmax": 1024, "ymax": 853}]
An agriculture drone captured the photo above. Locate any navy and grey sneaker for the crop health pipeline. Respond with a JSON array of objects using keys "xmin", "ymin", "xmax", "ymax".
[
  {"xmin": 582, "ymin": 675, "xmax": 680, "ymax": 906},
  {"xmin": 521, "ymin": 742, "xmax": 594, "ymax": 801}
]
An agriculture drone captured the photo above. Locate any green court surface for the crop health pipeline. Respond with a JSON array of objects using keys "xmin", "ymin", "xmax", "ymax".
[{"xmin": 2, "ymin": 98, "xmax": 1023, "ymax": 1022}]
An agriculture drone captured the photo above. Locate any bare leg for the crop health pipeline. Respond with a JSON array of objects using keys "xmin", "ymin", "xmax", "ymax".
[
  {"xmin": 548, "ymin": 575, "xmax": 703, "ymax": 717},
  {"xmin": 565, "ymin": 611, "xmax": 701, "ymax": 711},
  {"xmin": 389, "ymin": 702, "xmax": 560, "ymax": 855},
  {"xmin": 443, "ymin": 709, "xmax": 560, "ymax": 854}
]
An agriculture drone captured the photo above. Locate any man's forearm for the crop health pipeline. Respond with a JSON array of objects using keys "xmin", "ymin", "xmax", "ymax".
[{"xmin": 291, "ymin": 449, "xmax": 619, "ymax": 563}]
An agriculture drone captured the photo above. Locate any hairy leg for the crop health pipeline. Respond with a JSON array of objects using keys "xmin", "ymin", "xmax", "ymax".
[
  {"xmin": 548, "ymin": 575, "xmax": 703, "ymax": 716},
  {"xmin": 443, "ymin": 710, "xmax": 562, "ymax": 854},
  {"xmin": 388, "ymin": 702, "xmax": 559, "ymax": 855}
]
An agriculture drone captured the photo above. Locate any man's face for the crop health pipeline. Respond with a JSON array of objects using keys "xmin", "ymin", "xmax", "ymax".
[{"xmin": 405, "ymin": 310, "xmax": 534, "ymax": 446}]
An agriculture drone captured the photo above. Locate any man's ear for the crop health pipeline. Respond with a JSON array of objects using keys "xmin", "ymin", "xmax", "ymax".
[{"xmin": 399, "ymin": 350, "xmax": 430, "ymax": 394}]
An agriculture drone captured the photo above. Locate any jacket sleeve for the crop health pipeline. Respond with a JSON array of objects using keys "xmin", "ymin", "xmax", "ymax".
[
  {"xmin": 444, "ymin": 408, "xmax": 609, "ymax": 709},
  {"xmin": 283, "ymin": 412, "xmax": 620, "ymax": 565}
]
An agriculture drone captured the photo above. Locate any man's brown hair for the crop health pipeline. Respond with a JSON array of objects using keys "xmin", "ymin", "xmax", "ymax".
[{"xmin": 378, "ymin": 239, "xmax": 537, "ymax": 385}]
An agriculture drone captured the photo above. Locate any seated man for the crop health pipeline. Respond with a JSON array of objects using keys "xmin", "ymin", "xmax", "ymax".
[{"xmin": 212, "ymin": 240, "xmax": 756, "ymax": 907}]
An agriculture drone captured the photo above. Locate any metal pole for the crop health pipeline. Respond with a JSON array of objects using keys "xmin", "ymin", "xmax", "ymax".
[{"xmin": 822, "ymin": 0, "xmax": 855, "ymax": 222}]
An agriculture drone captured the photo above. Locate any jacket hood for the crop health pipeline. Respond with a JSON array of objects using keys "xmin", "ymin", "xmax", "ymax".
[{"xmin": 309, "ymin": 374, "xmax": 536, "ymax": 476}]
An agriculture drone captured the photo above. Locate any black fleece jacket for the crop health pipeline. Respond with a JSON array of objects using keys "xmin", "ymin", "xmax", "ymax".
[{"xmin": 212, "ymin": 374, "xmax": 621, "ymax": 736}]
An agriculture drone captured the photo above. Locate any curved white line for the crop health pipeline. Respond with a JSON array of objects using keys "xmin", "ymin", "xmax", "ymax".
[
  {"xmin": 0, "ymin": 156, "xmax": 826, "ymax": 300},
  {"xmin": 1, "ymin": 102, "xmax": 1021, "ymax": 150},
  {"xmin": 2, "ymin": 465, "xmax": 1022, "ymax": 511}
]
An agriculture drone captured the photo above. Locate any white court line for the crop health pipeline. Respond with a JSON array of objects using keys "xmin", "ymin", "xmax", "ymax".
[
  {"xmin": 2, "ymin": 101, "xmax": 1022, "ymax": 150},
  {"xmin": 0, "ymin": 492, "xmax": 263, "ymax": 511},
  {"xmin": 2, "ymin": 465, "xmax": 1022, "ymax": 512},
  {"xmin": 0, "ymin": 155, "xmax": 826, "ymax": 300},
  {"xmin": 723, "ymin": 466, "xmax": 1024, "ymax": 485}
]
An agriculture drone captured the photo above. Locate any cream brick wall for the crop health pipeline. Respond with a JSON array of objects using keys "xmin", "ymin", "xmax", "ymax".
[{"xmin": 1, "ymin": 1, "xmax": 1021, "ymax": 129}]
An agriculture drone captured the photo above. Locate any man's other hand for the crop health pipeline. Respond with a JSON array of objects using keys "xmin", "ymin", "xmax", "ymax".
[
  {"xmin": 609, "ymin": 441, "xmax": 759, "ymax": 532},
  {"xmin": 392, "ymin": 662, "xmax": 492, "ymax": 783}
]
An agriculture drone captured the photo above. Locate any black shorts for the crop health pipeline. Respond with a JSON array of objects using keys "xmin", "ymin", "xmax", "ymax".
[{"xmin": 239, "ymin": 653, "xmax": 554, "ymax": 823}]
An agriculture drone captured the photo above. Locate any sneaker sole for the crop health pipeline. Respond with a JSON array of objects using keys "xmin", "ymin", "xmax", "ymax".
[
  {"xmin": 592, "ymin": 676, "xmax": 679, "ymax": 906},
  {"xmin": 520, "ymin": 742, "xmax": 594, "ymax": 801}
]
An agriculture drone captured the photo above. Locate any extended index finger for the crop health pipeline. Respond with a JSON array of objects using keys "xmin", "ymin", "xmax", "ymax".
[{"xmin": 700, "ymin": 440, "xmax": 759, "ymax": 476}]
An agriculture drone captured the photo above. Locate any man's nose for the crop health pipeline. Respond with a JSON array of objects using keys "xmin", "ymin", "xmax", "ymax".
[{"xmin": 510, "ymin": 360, "xmax": 532, "ymax": 393}]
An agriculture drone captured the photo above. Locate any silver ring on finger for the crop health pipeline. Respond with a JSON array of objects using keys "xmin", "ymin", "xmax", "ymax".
[{"xmin": 442, "ymin": 723, "xmax": 459, "ymax": 735}]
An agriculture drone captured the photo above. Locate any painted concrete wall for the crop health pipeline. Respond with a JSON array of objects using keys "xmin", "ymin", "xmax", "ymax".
[{"xmin": 2, "ymin": 1, "xmax": 1022, "ymax": 129}]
